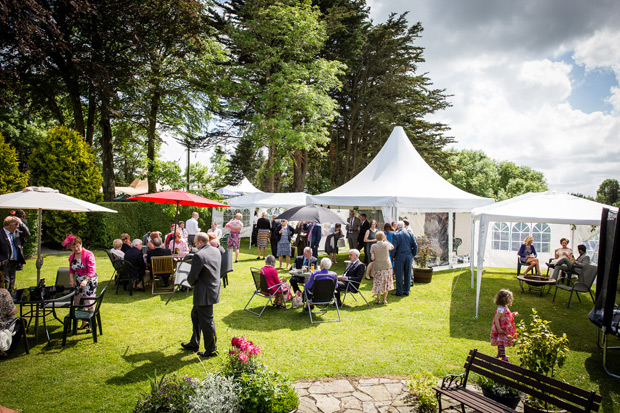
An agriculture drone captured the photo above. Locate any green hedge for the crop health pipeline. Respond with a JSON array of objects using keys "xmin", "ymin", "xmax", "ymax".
[{"xmin": 88, "ymin": 202, "xmax": 175, "ymax": 248}]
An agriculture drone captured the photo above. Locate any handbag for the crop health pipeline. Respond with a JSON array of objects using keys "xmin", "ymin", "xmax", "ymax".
[
  {"xmin": 337, "ymin": 237, "xmax": 345, "ymax": 248},
  {"xmin": 291, "ymin": 291, "xmax": 303, "ymax": 309}
]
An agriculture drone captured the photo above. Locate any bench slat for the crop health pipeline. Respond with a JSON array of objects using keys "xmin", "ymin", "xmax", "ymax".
[{"xmin": 433, "ymin": 386, "xmax": 516, "ymax": 413}]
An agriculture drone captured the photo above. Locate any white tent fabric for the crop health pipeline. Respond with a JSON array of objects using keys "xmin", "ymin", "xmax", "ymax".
[
  {"xmin": 470, "ymin": 190, "xmax": 618, "ymax": 317},
  {"xmin": 227, "ymin": 192, "xmax": 309, "ymax": 208},
  {"xmin": 307, "ymin": 126, "xmax": 493, "ymax": 217},
  {"xmin": 217, "ymin": 177, "xmax": 262, "ymax": 197}
]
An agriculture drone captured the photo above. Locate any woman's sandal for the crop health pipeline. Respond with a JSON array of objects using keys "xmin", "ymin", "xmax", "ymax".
[{"xmin": 78, "ymin": 323, "xmax": 90, "ymax": 330}]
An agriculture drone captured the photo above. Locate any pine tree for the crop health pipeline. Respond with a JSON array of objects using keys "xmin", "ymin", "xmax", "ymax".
[{"xmin": 0, "ymin": 132, "xmax": 29, "ymax": 194}]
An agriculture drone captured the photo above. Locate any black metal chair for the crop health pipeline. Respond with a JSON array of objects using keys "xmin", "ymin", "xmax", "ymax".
[
  {"xmin": 553, "ymin": 263, "xmax": 597, "ymax": 307},
  {"xmin": 112, "ymin": 259, "xmax": 135, "ymax": 296},
  {"xmin": 243, "ymin": 267, "xmax": 285, "ymax": 316},
  {"xmin": 304, "ymin": 278, "xmax": 340, "ymax": 324},
  {"xmin": 221, "ymin": 249, "xmax": 233, "ymax": 288},
  {"xmin": 62, "ymin": 286, "xmax": 107, "ymax": 346},
  {"xmin": 341, "ymin": 278, "xmax": 370, "ymax": 307}
]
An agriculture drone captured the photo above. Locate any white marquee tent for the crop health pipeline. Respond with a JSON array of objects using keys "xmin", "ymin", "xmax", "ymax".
[
  {"xmin": 216, "ymin": 177, "xmax": 262, "ymax": 197},
  {"xmin": 470, "ymin": 190, "xmax": 618, "ymax": 317},
  {"xmin": 308, "ymin": 126, "xmax": 494, "ymax": 262},
  {"xmin": 227, "ymin": 191, "xmax": 309, "ymax": 208}
]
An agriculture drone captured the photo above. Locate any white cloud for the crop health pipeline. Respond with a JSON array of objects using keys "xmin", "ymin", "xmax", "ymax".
[{"xmin": 573, "ymin": 28, "xmax": 620, "ymax": 73}]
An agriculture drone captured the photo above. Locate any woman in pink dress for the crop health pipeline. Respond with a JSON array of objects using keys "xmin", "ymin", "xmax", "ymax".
[
  {"xmin": 225, "ymin": 213, "xmax": 244, "ymax": 263},
  {"xmin": 260, "ymin": 255, "xmax": 292, "ymax": 307},
  {"xmin": 62, "ymin": 234, "xmax": 98, "ymax": 331}
]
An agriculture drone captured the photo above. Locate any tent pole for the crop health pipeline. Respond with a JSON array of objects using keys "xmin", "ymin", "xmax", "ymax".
[
  {"xmin": 172, "ymin": 201, "xmax": 179, "ymax": 253},
  {"xmin": 36, "ymin": 208, "xmax": 43, "ymax": 284},
  {"xmin": 470, "ymin": 215, "xmax": 475, "ymax": 288},
  {"xmin": 448, "ymin": 212, "xmax": 454, "ymax": 268}
]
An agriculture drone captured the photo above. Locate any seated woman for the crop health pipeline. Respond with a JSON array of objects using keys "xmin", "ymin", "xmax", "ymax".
[
  {"xmin": 304, "ymin": 257, "xmax": 337, "ymax": 296},
  {"xmin": 110, "ymin": 239, "xmax": 125, "ymax": 261},
  {"xmin": 551, "ymin": 238, "xmax": 573, "ymax": 264},
  {"xmin": 518, "ymin": 236, "xmax": 540, "ymax": 276},
  {"xmin": 0, "ymin": 271, "xmax": 22, "ymax": 358},
  {"xmin": 552, "ymin": 244, "xmax": 590, "ymax": 280},
  {"xmin": 260, "ymin": 255, "xmax": 293, "ymax": 308},
  {"xmin": 168, "ymin": 230, "xmax": 190, "ymax": 254}
]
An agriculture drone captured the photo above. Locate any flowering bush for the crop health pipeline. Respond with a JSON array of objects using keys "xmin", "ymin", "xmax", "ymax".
[
  {"xmin": 415, "ymin": 235, "xmax": 435, "ymax": 268},
  {"xmin": 189, "ymin": 373, "xmax": 240, "ymax": 413},
  {"xmin": 223, "ymin": 336, "xmax": 261, "ymax": 378},
  {"xmin": 134, "ymin": 373, "xmax": 198, "ymax": 413}
]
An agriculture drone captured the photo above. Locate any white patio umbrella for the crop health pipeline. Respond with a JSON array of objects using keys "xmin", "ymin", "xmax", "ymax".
[{"xmin": 0, "ymin": 186, "xmax": 118, "ymax": 283}]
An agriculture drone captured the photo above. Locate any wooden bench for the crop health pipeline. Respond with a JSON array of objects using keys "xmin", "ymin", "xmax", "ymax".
[{"xmin": 432, "ymin": 349, "xmax": 602, "ymax": 413}]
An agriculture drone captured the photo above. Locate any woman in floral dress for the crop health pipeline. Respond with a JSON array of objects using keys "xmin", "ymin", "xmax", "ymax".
[
  {"xmin": 62, "ymin": 235, "xmax": 98, "ymax": 331},
  {"xmin": 370, "ymin": 231, "xmax": 394, "ymax": 304},
  {"xmin": 225, "ymin": 213, "xmax": 244, "ymax": 263}
]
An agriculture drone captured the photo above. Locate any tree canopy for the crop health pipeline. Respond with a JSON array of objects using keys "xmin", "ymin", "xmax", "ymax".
[{"xmin": 0, "ymin": 133, "xmax": 29, "ymax": 194}]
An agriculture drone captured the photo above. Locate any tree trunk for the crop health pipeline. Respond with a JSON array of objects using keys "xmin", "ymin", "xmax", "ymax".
[
  {"xmin": 264, "ymin": 143, "xmax": 276, "ymax": 192},
  {"xmin": 47, "ymin": 95, "xmax": 65, "ymax": 125},
  {"xmin": 292, "ymin": 148, "xmax": 308, "ymax": 192},
  {"xmin": 99, "ymin": 97, "xmax": 116, "ymax": 201},
  {"xmin": 186, "ymin": 141, "xmax": 191, "ymax": 191},
  {"xmin": 85, "ymin": 84, "xmax": 97, "ymax": 146},
  {"xmin": 64, "ymin": 74, "xmax": 85, "ymax": 138},
  {"xmin": 147, "ymin": 89, "xmax": 161, "ymax": 193}
]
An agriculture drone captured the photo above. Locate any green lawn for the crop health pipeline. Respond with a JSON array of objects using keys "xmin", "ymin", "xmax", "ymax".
[{"xmin": 2, "ymin": 244, "xmax": 619, "ymax": 412}]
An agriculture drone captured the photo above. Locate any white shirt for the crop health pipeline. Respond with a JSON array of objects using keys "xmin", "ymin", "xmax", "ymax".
[
  {"xmin": 186, "ymin": 217, "xmax": 200, "ymax": 235},
  {"xmin": 207, "ymin": 228, "xmax": 222, "ymax": 240}
]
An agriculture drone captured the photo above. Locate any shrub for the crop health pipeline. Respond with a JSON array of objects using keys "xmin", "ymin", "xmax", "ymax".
[
  {"xmin": 189, "ymin": 373, "xmax": 240, "ymax": 413},
  {"xmin": 476, "ymin": 375, "xmax": 519, "ymax": 396},
  {"xmin": 134, "ymin": 372, "xmax": 198, "ymax": 413},
  {"xmin": 28, "ymin": 126, "xmax": 103, "ymax": 246},
  {"xmin": 0, "ymin": 132, "xmax": 29, "ymax": 195},
  {"xmin": 408, "ymin": 371, "xmax": 438, "ymax": 413}
]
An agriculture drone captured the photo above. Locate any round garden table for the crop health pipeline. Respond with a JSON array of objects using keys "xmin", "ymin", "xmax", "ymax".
[{"xmin": 517, "ymin": 275, "xmax": 557, "ymax": 296}]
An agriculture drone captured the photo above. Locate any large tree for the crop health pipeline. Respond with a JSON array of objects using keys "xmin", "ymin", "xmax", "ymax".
[
  {"xmin": 596, "ymin": 179, "xmax": 620, "ymax": 207},
  {"xmin": 210, "ymin": 0, "xmax": 344, "ymax": 192},
  {"xmin": 312, "ymin": 4, "xmax": 453, "ymax": 189},
  {"xmin": 0, "ymin": 133, "xmax": 29, "ymax": 194}
]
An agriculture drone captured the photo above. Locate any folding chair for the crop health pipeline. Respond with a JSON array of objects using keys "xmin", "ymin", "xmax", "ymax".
[
  {"xmin": 243, "ymin": 267, "xmax": 285, "ymax": 316},
  {"xmin": 304, "ymin": 278, "xmax": 340, "ymax": 323},
  {"xmin": 553, "ymin": 263, "xmax": 597, "ymax": 307},
  {"xmin": 62, "ymin": 286, "xmax": 107, "ymax": 346},
  {"xmin": 106, "ymin": 251, "xmax": 119, "ymax": 283},
  {"xmin": 150, "ymin": 256, "xmax": 175, "ymax": 295},
  {"xmin": 341, "ymin": 278, "xmax": 370, "ymax": 307},
  {"xmin": 165, "ymin": 261, "xmax": 193, "ymax": 305}
]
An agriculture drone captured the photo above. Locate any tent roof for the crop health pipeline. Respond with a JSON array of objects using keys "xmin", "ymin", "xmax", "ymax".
[
  {"xmin": 472, "ymin": 190, "xmax": 618, "ymax": 225},
  {"xmin": 217, "ymin": 177, "xmax": 262, "ymax": 196},
  {"xmin": 227, "ymin": 192, "xmax": 309, "ymax": 208},
  {"xmin": 307, "ymin": 126, "xmax": 493, "ymax": 212}
]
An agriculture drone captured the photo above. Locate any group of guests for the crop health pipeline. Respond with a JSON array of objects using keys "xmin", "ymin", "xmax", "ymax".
[{"xmin": 518, "ymin": 236, "xmax": 590, "ymax": 279}]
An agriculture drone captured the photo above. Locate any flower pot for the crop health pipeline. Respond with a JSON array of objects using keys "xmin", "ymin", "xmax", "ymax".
[
  {"xmin": 482, "ymin": 388, "xmax": 521, "ymax": 409},
  {"xmin": 413, "ymin": 267, "xmax": 433, "ymax": 284}
]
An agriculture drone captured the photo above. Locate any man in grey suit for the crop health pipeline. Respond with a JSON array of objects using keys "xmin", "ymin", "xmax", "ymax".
[
  {"xmin": 182, "ymin": 232, "xmax": 223, "ymax": 357},
  {"xmin": 345, "ymin": 210, "xmax": 361, "ymax": 251},
  {"xmin": 551, "ymin": 244, "xmax": 590, "ymax": 280}
]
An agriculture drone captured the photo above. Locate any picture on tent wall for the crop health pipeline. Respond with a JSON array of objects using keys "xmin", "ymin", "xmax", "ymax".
[{"xmin": 424, "ymin": 213, "xmax": 448, "ymax": 266}]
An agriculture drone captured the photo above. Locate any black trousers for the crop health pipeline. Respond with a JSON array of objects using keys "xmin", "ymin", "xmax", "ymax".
[
  {"xmin": 289, "ymin": 275, "xmax": 306, "ymax": 293},
  {"xmin": 1, "ymin": 261, "xmax": 17, "ymax": 290},
  {"xmin": 189, "ymin": 305, "xmax": 216, "ymax": 353}
]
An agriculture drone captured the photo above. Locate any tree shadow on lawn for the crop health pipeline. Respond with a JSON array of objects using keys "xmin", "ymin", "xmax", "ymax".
[
  {"xmin": 106, "ymin": 348, "xmax": 199, "ymax": 385},
  {"xmin": 584, "ymin": 350, "xmax": 620, "ymax": 412}
]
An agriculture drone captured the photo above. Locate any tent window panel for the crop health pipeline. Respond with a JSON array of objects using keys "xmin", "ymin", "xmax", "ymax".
[
  {"xmin": 532, "ymin": 223, "xmax": 551, "ymax": 253},
  {"xmin": 511, "ymin": 223, "xmax": 530, "ymax": 251},
  {"xmin": 492, "ymin": 222, "xmax": 510, "ymax": 251},
  {"xmin": 585, "ymin": 238, "xmax": 599, "ymax": 264}
]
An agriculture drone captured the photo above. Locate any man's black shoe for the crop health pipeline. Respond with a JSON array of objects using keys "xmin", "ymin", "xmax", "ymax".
[
  {"xmin": 391, "ymin": 292, "xmax": 403, "ymax": 296},
  {"xmin": 181, "ymin": 342, "xmax": 198, "ymax": 352},
  {"xmin": 197, "ymin": 351, "xmax": 219, "ymax": 358}
]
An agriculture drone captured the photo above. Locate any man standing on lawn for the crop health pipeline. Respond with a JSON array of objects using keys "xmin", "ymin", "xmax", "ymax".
[
  {"xmin": 186, "ymin": 212, "xmax": 200, "ymax": 246},
  {"xmin": 391, "ymin": 221, "xmax": 417, "ymax": 297},
  {"xmin": 182, "ymin": 232, "xmax": 223, "ymax": 357}
]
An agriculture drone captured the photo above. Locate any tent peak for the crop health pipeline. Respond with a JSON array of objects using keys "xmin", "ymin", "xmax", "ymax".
[{"xmin": 23, "ymin": 186, "xmax": 59, "ymax": 194}]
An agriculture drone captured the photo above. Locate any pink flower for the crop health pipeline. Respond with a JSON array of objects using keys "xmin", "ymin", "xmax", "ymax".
[
  {"xmin": 229, "ymin": 350, "xmax": 235, "ymax": 355},
  {"xmin": 238, "ymin": 353, "xmax": 249, "ymax": 363}
]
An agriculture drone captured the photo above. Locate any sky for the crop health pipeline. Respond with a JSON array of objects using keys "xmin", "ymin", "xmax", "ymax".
[{"xmin": 163, "ymin": 0, "xmax": 620, "ymax": 197}]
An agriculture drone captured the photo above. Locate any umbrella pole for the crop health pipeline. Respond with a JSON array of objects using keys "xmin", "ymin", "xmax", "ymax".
[
  {"xmin": 36, "ymin": 208, "xmax": 43, "ymax": 283},
  {"xmin": 172, "ymin": 202, "xmax": 179, "ymax": 253}
]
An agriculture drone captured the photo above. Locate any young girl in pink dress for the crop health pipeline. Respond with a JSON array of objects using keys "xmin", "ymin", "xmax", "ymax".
[{"xmin": 490, "ymin": 289, "xmax": 518, "ymax": 361}]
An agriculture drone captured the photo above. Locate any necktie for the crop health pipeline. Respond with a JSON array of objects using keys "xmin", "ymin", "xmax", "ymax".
[
  {"xmin": 9, "ymin": 232, "xmax": 17, "ymax": 260},
  {"xmin": 303, "ymin": 258, "xmax": 308, "ymax": 267}
]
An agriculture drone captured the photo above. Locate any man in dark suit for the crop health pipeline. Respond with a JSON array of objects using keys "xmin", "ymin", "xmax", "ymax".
[
  {"xmin": 124, "ymin": 239, "xmax": 146, "ymax": 290},
  {"xmin": 307, "ymin": 221, "xmax": 322, "ymax": 258},
  {"xmin": 357, "ymin": 214, "xmax": 370, "ymax": 264},
  {"xmin": 146, "ymin": 236, "xmax": 173, "ymax": 287},
  {"xmin": 391, "ymin": 221, "xmax": 418, "ymax": 296},
  {"xmin": 290, "ymin": 247, "xmax": 319, "ymax": 293},
  {"xmin": 335, "ymin": 249, "xmax": 365, "ymax": 307},
  {"xmin": 269, "ymin": 215, "xmax": 279, "ymax": 257},
  {"xmin": 0, "ymin": 216, "xmax": 27, "ymax": 290},
  {"xmin": 345, "ymin": 210, "xmax": 361, "ymax": 251},
  {"xmin": 182, "ymin": 232, "xmax": 223, "ymax": 357}
]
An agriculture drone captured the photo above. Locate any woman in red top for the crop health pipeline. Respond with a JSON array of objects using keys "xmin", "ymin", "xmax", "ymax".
[{"xmin": 260, "ymin": 255, "xmax": 292, "ymax": 308}]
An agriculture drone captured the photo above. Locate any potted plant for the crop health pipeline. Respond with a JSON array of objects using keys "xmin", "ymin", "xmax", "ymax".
[
  {"xmin": 413, "ymin": 235, "xmax": 434, "ymax": 283},
  {"xmin": 476, "ymin": 375, "xmax": 521, "ymax": 409},
  {"xmin": 515, "ymin": 309, "xmax": 570, "ymax": 413}
]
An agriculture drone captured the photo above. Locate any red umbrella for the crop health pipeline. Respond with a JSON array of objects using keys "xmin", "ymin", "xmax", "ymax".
[{"xmin": 129, "ymin": 190, "xmax": 229, "ymax": 250}]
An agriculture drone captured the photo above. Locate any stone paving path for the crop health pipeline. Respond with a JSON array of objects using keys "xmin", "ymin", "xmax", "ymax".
[{"xmin": 293, "ymin": 377, "xmax": 416, "ymax": 413}]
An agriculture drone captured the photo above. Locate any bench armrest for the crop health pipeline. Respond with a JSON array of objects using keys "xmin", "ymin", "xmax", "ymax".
[{"xmin": 440, "ymin": 373, "xmax": 465, "ymax": 389}]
